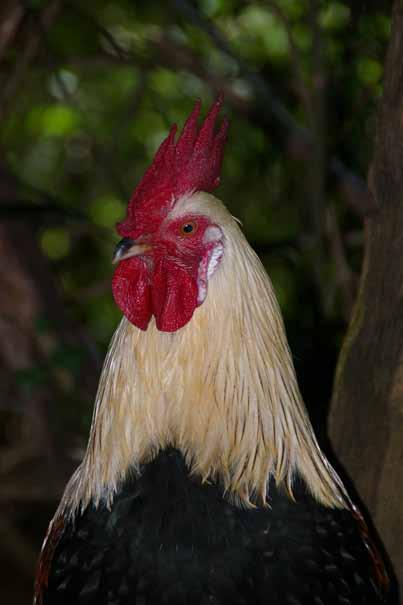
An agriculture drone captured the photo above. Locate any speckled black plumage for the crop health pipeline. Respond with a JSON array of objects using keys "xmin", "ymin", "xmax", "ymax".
[{"xmin": 43, "ymin": 449, "xmax": 387, "ymax": 605}]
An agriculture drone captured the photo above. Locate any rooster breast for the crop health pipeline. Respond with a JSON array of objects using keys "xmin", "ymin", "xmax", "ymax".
[{"xmin": 38, "ymin": 449, "xmax": 387, "ymax": 605}]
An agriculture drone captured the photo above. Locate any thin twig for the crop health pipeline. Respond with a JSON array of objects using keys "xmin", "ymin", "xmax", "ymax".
[
  {"xmin": 26, "ymin": 7, "xmax": 129, "ymax": 200},
  {"xmin": 0, "ymin": 0, "xmax": 62, "ymax": 121},
  {"xmin": 265, "ymin": 0, "xmax": 314, "ymax": 125},
  {"xmin": 171, "ymin": 0, "xmax": 375, "ymax": 219},
  {"xmin": 0, "ymin": 2, "xmax": 25, "ymax": 62},
  {"xmin": 172, "ymin": 0, "xmax": 303, "ymax": 135}
]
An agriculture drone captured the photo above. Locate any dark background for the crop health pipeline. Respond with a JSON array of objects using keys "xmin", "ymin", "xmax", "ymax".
[{"xmin": 0, "ymin": 1, "xmax": 392, "ymax": 603}]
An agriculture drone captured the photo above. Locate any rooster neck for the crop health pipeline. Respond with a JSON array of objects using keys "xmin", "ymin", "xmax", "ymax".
[{"xmin": 60, "ymin": 214, "xmax": 347, "ymax": 516}]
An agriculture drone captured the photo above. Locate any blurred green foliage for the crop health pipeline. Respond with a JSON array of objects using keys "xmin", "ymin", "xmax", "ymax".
[
  {"xmin": 0, "ymin": 5, "xmax": 394, "ymax": 601},
  {"xmin": 1, "ymin": 0, "xmax": 390, "ymax": 429}
]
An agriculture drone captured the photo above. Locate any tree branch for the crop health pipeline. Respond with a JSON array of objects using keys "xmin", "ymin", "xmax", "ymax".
[
  {"xmin": 265, "ymin": 0, "xmax": 314, "ymax": 125},
  {"xmin": 171, "ymin": 0, "xmax": 375, "ymax": 219},
  {"xmin": 0, "ymin": 1, "xmax": 25, "ymax": 62},
  {"xmin": 0, "ymin": 0, "xmax": 62, "ymax": 121},
  {"xmin": 172, "ymin": 0, "xmax": 302, "ymax": 134}
]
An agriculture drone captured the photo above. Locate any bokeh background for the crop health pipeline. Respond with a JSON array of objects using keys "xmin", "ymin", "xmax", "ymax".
[{"xmin": 0, "ymin": 1, "xmax": 392, "ymax": 603}]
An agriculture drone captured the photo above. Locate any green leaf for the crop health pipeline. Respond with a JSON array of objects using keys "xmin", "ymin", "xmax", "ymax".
[
  {"xmin": 319, "ymin": 3, "xmax": 350, "ymax": 30},
  {"xmin": 239, "ymin": 6, "xmax": 289, "ymax": 60},
  {"xmin": 26, "ymin": 104, "xmax": 81, "ymax": 137},
  {"xmin": 150, "ymin": 69, "xmax": 180, "ymax": 98},
  {"xmin": 89, "ymin": 195, "xmax": 125, "ymax": 228},
  {"xmin": 276, "ymin": 0, "xmax": 306, "ymax": 20},
  {"xmin": 40, "ymin": 228, "xmax": 71, "ymax": 260},
  {"xmin": 42, "ymin": 105, "xmax": 80, "ymax": 137},
  {"xmin": 292, "ymin": 24, "xmax": 311, "ymax": 52},
  {"xmin": 49, "ymin": 69, "xmax": 79, "ymax": 100},
  {"xmin": 356, "ymin": 58, "xmax": 382, "ymax": 85}
]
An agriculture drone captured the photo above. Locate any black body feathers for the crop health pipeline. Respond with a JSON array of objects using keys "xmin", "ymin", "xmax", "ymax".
[{"xmin": 40, "ymin": 449, "xmax": 387, "ymax": 605}]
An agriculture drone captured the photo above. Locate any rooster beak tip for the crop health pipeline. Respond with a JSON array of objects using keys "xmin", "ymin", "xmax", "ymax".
[{"xmin": 112, "ymin": 238, "xmax": 151, "ymax": 264}]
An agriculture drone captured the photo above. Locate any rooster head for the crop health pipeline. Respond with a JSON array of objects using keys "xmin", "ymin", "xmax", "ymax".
[{"xmin": 112, "ymin": 98, "xmax": 229, "ymax": 332}]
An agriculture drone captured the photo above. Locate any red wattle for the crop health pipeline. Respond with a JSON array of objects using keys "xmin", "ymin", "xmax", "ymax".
[
  {"xmin": 151, "ymin": 257, "xmax": 199, "ymax": 332},
  {"xmin": 112, "ymin": 257, "xmax": 152, "ymax": 330},
  {"xmin": 112, "ymin": 255, "xmax": 199, "ymax": 332}
]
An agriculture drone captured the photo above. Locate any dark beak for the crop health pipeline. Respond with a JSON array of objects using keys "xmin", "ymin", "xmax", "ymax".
[{"xmin": 112, "ymin": 238, "xmax": 151, "ymax": 264}]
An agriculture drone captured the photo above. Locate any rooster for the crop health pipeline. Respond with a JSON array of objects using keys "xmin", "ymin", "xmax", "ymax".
[{"xmin": 35, "ymin": 99, "xmax": 389, "ymax": 605}]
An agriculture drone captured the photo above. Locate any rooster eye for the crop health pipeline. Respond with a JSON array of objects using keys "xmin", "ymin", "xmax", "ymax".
[{"xmin": 180, "ymin": 221, "xmax": 198, "ymax": 236}]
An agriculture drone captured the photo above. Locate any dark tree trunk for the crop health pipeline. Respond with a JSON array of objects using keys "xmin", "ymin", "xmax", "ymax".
[{"xmin": 329, "ymin": 1, "xmax": 403, "ymax": 598}]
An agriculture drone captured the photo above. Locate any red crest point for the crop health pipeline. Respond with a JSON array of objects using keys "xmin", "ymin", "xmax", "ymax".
[{"xmin": 117, "ymin": 97, "xmax": 229, "ymax": 238}]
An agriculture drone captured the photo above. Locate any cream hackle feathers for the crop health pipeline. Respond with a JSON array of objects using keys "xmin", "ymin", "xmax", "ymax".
[{"xmin": 59, "ymin": 192, "xmax": 347, "ymax": 517}]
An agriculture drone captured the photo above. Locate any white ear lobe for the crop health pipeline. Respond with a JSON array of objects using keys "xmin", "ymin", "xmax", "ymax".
[
  {"xmin": 197, "ymin": 242, "xmax": 224, "ymax": 305},
  {"xmin": 206, "ymin": 243, "xmax": 224, "ymax": 280},
  {"xmin": 203, "ymin": 225, "xmax": 222, "ymax": 244}
]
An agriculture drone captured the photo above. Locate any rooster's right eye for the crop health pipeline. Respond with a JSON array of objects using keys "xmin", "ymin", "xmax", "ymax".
[{"xmin": 180, "ymin": 221, "xmax": 198, "ymax": 236}]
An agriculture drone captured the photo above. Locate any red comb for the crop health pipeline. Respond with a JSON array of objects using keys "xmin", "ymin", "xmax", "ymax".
[{"xmin": 117, "ymin": 98, "xmax": 228, "ymax": 238}]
